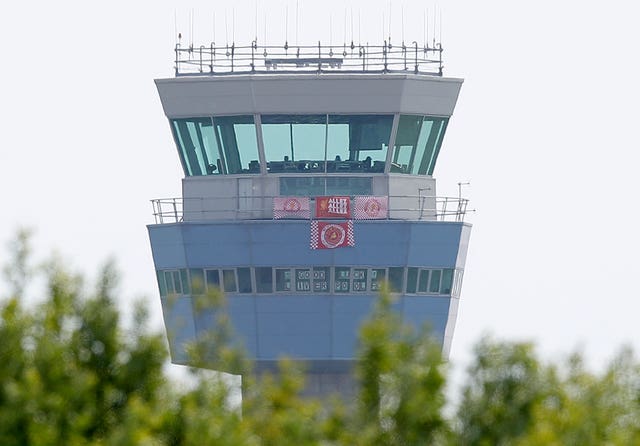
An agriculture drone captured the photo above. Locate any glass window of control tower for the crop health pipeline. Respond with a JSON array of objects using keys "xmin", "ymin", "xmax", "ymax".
[
  {"xmin": 171, "ymin": 116, "xmax": 260, "ymax": 175},
  {"xmin": 391, "ymin": 115, "xmax": 449, "ymax": 175},
  {"xmin": 262, "ymin": 114, "xmax": 393, "ymax": 173},
  {"xmin": 262, "ymin": 115, "xmax": 326, "ymax": 173}
]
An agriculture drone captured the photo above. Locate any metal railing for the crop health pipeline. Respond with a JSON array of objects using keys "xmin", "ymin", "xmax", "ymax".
[
  {"xmin": 174, "ymin": 40, "xmax": 443, "ymax": 77},
  {"xmin": 150, "ymin": 195, "xmax": 469, "ymax": 224}
]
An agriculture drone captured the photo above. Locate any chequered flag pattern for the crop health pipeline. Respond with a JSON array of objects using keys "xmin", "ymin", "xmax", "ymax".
[
  {"xmin": 273, "ymin": 197, "xmax": 311, "ymax": 219},
  {"xmin": 354, "ymin": 196, "xmax": 388, "ymax": 219},
  {"xmin": 310, "ymin": 220, "xmax": 355, "ymax": 249}
]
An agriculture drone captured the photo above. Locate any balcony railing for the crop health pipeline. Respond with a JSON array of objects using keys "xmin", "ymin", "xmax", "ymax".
[
  {"xmin": 174, "ymin": 40, "xmax": 443, "ymax": 77},
  {"xmin": 150, "ymin": 195, "xmax": 470, "ymax": 224}
]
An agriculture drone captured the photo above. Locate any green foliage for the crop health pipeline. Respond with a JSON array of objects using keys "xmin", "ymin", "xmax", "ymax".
[{"xmin": 1, "ymin": 232, "xmax": 639, "ymax": 445}]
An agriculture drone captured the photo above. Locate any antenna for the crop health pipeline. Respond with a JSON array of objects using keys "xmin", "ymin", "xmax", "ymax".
[
  {"xmin": 296, "ymin": 0, "xmax": 299, "ymax": 46},
  {"xmin": 285, "ymin": 4, "xmax": 289, "ymax": 45},
  {"xmin": 350, "ymin": 7, "xmax": 354, "ymax": 47},
  {"xmin": 225, "ymin": 9, "xmax": 229, "ymax": 45},
  {"xmin": 401, "ymin": 5, "xmax": 404, "ymax": 45},
  {"xmin": 388, "ymin": 0, "xmax": 392, "ymax": 42},
  {"xmin": 232, "ymin": 8, "xmax": 235, "ymax": 43},
  {"xmin": 433, "ymin": 5, "xmax": 437, "ymax": 47},
  {"xmin": 423, "ymin": 9, "xmax": 426, "ymax": 47},
  {"xmin": 190, "ymin": 9, "xmax": 194, "ymax": 48},
  {"xmin": 439, "ymin": 8, "xmax": 443, "ymax": 45},
  {"xmin": 343, "ymin": 8, "xmax": 347, "ymax": 46},
  {"xmin": 174, "ymin": 10, "xmax": 178, "ymax": 46},
  {"xmin": 255, "ymin": 0, "xmax": 258, "ymax": 43},
  {"xmin": 358, "ymin": 9, "xmax": 361, "ymax": 45},
  {"xmin": 329, "ymin": 13, "xmax": 333, "ymax": 47}
]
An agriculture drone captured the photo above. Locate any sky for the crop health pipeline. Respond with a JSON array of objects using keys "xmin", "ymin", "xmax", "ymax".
[{"xmin": 1, "ymin": 0, "xmax": 639, "ymax": 382}]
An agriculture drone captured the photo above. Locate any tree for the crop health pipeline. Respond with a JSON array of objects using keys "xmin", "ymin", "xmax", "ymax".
[{"xmin": 1, "ymin": 232, "xmax": 639, "ymax": 445}]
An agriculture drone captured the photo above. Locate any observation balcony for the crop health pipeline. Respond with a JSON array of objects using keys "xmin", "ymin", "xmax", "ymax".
[{"xmin": 150, "ymin": 194, "xmax": 470, "ymax": 224}]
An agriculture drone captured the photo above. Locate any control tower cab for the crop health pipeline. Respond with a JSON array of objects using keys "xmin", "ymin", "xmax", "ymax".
[{"xmin": 148, "ymin": 40, "xmax": 471, "ymax": 394}]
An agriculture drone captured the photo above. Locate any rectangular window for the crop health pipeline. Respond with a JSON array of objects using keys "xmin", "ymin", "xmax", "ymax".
[
  {"xmin": 312, "ymin": 267, "xmax": 330, "ymax": 292},
  {"xmin": 156, "ymin": 271, "xmax": 167, "ymax": 297},
  {"xmin": 352, "ymin": 268, "xmax": 368, "ymax": 291},
  {"xmin": 205, "ymin": 269, "xmax": 220, "ymax": 291},
  {"xmin": 371, "ymin": 268, "xmax": 386, "ymax": 291},
  {"xmin": 189, "ymin": 268, "xmax": 205, "ymax": 294},
  {"xmin": 388, "ymin": 267, "xmax": 404, "ymax": 292},
  {"xmin": 262, "ymin": 115, "xmax": 327, "ymax": 172},
  {"xmin": 222, "ymin": 269, "xmax": 237, "ymax": 293},
  {"xmin": 275, "ymin": 268, "xmax": 292, "ymax": 291},
  {"xmin": 164, "ymin": 270, "xmax": 183, "ymax": 295},
  {"xmin": 295, "ymin": 268, "xmax": 311, "ymax": 292},
  {"xmin": 171, "ymin": 117, "xmax": 219, "ymax": 176},
  {"xmin": 406, "ymin": 267, "xmax": 418, "ymax": 293},
  {"xmin": 328, "ymin": 115, "xmax": 393, "ymax": 170},
  {"xmin": 335, "ymin": 267, "xmax": 351, "ymax": 293},
  {"xmin": 429, "ymin": 270, "xmax": 442, "ymax": 293},
  {"xmin": 418, "ymin": 269, "xmax": 430, "ymax": 293},
  {"xmin": 213, "ymin": 115, "xmax": 260, "ymax": 174},
  {"xmin": 392, "ymin": 115, "xmax": 449, "ymax": 175},
  {"xmin": 237, "ymin": 267, "xmax": 253, "ymax": 293},
  {"xmin": 256, "ymin": 267, "xmax": 273, "ymax": 293},
  {"xmin": 441, "ymin": 269, "xmax": 454, "ymax": 294}
]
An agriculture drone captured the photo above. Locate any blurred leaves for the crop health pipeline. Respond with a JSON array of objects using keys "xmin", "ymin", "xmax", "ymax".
[{"xmin": 1, "ymin": 231, "xmax": 639, "ymax": 444}]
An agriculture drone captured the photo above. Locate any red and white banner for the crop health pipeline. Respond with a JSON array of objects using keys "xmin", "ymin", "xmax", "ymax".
[
  {"xmin": 310, "ymin": 221, "xmax": 355, "ymax": 249},
  {"xmin": 354, "ymin": 196, "xmax": 388, "ymax": 219},
  {"xmin": 315, "ymin": 196, "xmax": 351, "ymax": 219},
  {"xmin": 273, "ymin": 197, "xmax": 311, "ymax": 219}
]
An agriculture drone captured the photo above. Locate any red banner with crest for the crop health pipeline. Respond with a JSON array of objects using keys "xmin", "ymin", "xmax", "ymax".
[{"xmin": 310, "ymin": 221, "xmax": 355, "ymax": 249}]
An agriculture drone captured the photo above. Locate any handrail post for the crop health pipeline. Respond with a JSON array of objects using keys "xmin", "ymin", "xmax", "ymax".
[
  {"xmin": 172, "ymin": 199, "xmax": 178, "ymax": 223},
  {"xmin": 383, "ymin": 40, "xmax": 388, "ymax": 72},
  {"xmin": 174, "ymin": 43, "xmax": 180, "ymax": 76}
]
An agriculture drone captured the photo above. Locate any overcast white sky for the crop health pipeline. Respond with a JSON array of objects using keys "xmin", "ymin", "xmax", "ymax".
[{"xmin": 1, "ymin": 0, "xmax": 639, "ymax": 379}]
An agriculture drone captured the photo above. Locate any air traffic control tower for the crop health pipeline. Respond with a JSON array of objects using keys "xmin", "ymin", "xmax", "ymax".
[{"xmin": 148, "ymin": 38, "xmax": 471, "ymax": 395}]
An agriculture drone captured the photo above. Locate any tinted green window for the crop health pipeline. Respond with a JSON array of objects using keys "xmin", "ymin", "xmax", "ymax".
[
  {"xmin": 171, "ymin": 117, "xmax": 219, "ymax": 176},
  {"xmin": 429, "ymin": 270, "xmax": 442, "ymax": 293},
  {"xmin": 325, "ymin": 177, "xmax": 372, "ymax": 195},
  {"xmin": 388, "ymin": 267, "xmax": 404, "ymax": 292},
  {"xmin": 156, "ymin": 271, "xmax": 167, "ymax": 297},
  {"xmin": 256, "ymin": 267, "xmax": 273, "ymax": 293},
  {"xmin": 189, "ymin": 268, "xmax": 205, "ymax": 294},
  {"xmin": 353, "ymin": 268, "xmax": 368, "ymax": 292},
  {"xmin": 441, "ymin": 269, "xmax": 454, "ymax": 294},
  {"xmin": 295, "ymin": 269, "xmax": 311, "ymax": 292},
  {"xmin": 213, "ymin": 116, "xmax": 260, "ymax": 174},
  {"xmin": 164, "ymin": 270, "xmax": 183, "ymax": 295},
  {"xmin": 327, "ymin": 115, "xmax": 393, "ymax": 172},
  {"xmin": 206, "ymin": 269, "xmax": 220, "ymax": 290},
  {"xmin": 312, "ymin": 267, "xmax": 330, "ymax": 292},
  {"xmin": 262, "ymin": 115, "xmax": 326, "ymax": 172},
  {"xmin": 222, "ymin": 269, "xmax": 237, "ymax": 293},
  {"xmin": 406, "ymin": 267, "xmax": 418, "ymax": 293},
  {"xmin": 180, "ymin": 269, "xmax": 190, "ymax": 294},
  {"xmin": 335, "ymin": 267, "xmax": 351, "ymax": 293},
  {"xmin": 237, "ymin": 267, "xmax": 252, "ymax": 293},
  {"xmin": 418, "ymin": 269, "xmax": 430, "ymax": 292},
  {"xmin": 371, "ymin": 268, "xmax": 386, "ymax": 291},
  {"xmin": 275, "ymin": 268, "xmax": 292, "ymax": 291},
  {"xmin": 279, "ymin": 177, "xmax": 372, "ymax": 196},
  {"xmin": 392, "ymin": 115, "xmax": 449, "ymax": 175}
]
